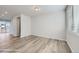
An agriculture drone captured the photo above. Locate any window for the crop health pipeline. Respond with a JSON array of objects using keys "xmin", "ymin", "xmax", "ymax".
[
  {"xmin": 72, "ymin": 5, "xmax": 79, "ymax": 33},
  {"xmin": 66, "ymin": 5, "xmax": 79, "ymax": 33}
]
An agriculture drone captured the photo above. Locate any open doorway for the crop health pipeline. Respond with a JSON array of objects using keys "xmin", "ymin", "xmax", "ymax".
[
  {"xmin": 0, "ymin": 21, "xmax": 11, "ymax": 33},
  {"xmin": 0, "ymin": 16, "xmax": 21, "ymax": 38}
]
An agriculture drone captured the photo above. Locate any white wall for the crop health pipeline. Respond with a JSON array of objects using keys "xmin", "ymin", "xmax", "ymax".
[
  {"xmin": 67, "ymin": 31, "xmax": 79, "ymax": 52},
  {"xmin": 31, "ymin": 11, "xmax": 65, "ymax": 40},
  {"xmin": 10, "ymin": 17, "xmax": 18, "ymax": 36},
  {"xmin": 21, "ymin": 14, "xmax": 31, "ymax": 37}
]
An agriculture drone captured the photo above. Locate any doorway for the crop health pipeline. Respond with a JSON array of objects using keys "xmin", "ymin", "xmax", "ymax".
[{"xmin": 0, "ymin": 21, "xmax": 11, "ymax": 33}]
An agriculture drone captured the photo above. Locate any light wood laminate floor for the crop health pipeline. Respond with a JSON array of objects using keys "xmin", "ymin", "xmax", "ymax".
[{"xmin": 0, "ymin": 33, "xmax": 71, "ymax": 53}]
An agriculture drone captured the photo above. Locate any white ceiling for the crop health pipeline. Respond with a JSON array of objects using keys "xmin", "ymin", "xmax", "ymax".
[{"xmin": 0, "ymin": 5, "xmax": 66, "ymax": 20}]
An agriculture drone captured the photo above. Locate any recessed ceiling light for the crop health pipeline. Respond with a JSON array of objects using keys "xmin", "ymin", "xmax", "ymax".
[{"xmin": 4, "ymin": 11, "xmax": 8, "ymax": 14}]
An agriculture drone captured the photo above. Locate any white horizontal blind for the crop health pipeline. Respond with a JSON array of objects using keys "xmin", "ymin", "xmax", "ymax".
[{"xmin": 72, "ymin": 5, "xmax": 79, "ymax": 33}]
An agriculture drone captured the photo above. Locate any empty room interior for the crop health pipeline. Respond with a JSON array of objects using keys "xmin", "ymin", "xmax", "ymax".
[{"xmin": 0, "ymin": 5, "xmax": 79, "ymax": 53}]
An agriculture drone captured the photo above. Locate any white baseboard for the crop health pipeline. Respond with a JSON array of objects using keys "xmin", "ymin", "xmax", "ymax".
[{"xmin": 32, "ymin": 34, "xmax": 65, "ymax": 41}]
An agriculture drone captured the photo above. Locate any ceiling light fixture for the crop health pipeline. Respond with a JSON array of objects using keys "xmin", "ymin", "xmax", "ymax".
[
  {"xmin": 1, "ymin": 14, "xmax": 4, "ymax": 16},
  {"xmin": 32, "ymin": 6, "xmax": 40, "ymax": 12},
  {"xmin": 4, "ymin": 11, "xmax": 8, "ymax": 14},
  {"xmin": 0, "ymin": 11, "xmax": 8, "ymax": 18}
]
